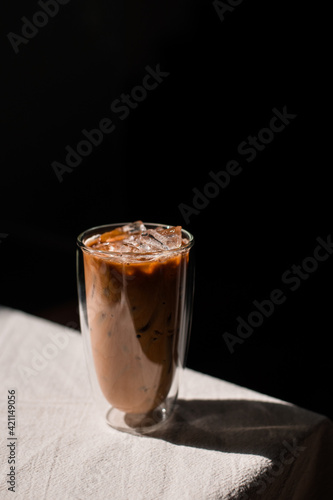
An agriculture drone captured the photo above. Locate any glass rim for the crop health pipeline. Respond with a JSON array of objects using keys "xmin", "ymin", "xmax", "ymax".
[{"xmin": 76, "ymin": 222, "xmax": 194, "ymax": 257}]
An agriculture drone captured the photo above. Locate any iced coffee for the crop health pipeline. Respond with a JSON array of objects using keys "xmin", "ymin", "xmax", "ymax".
[{"xmin": 80, "ymin": 222, "xmax": 193, "ymax": 419}]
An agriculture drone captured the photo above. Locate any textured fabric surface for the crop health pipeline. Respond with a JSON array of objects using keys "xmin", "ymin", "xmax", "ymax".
[{"xmin": 0, "ymin": 307, "xmax": 332, "ymax": 500}]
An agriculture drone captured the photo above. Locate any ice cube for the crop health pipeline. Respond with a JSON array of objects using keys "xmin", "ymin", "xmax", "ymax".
[
  {"xmin": 139, "ymin": 231, "xmax": 168, "ymax": 251},
  {"xmin": 97, "ymin": 223, "xmax": 182, "ymax": 254},
  {"xmin": 122, "ymin": 221, "xmax": 146, "ymax": 234},
  {"xmin": 151, "ymin": 226, "xmax": 182, "ymax": 250},
  {"xmin": 125, "ymin": 226, "xmax": 182, "ymax": 252},
  {"xmin": 118, "ymin": 226, "xmax": 181, "ymax": 252},
  {"xmin": 121, "ymin": 233, "xmax": 165, "ymax": 253},
  {"xmin": 100, "ymin": 221, "xmax": 145, "ymax": 243}
]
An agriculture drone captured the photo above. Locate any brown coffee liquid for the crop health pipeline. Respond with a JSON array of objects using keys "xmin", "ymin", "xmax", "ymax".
[{"xmin": 83, "ymin": 230, "xmax": 189, "ymax": 414}]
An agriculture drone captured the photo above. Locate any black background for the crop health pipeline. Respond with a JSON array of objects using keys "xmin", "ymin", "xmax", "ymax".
[{"xmin": 1, "ymin": 1, "xmax": 331, "ymax": 419}]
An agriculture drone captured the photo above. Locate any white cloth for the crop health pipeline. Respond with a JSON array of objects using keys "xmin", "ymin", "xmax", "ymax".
[{"xmin": 0, "ymin": 307, "xmax": 332, "ymax": 500}]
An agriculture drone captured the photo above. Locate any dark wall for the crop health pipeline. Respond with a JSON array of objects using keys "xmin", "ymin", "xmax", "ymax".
[{"xmin": 1, "ymin": 0, "xmax": 331, "ymax": 419}]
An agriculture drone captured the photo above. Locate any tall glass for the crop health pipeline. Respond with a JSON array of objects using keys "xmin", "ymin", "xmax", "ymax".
[{"xmin": 76, "ymin": 223, "xmax": 194, "ymax": 434}]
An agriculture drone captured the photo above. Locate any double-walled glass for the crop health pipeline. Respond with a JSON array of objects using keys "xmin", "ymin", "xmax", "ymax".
[{"xmin": 76, "ymin": 223, "xmax": 194, "ymax": 434}]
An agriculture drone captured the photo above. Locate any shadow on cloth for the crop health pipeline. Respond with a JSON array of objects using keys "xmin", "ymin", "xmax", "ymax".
[{"xmin": 147, "ymin": 398, "xmax": 322, "ymax": 458}]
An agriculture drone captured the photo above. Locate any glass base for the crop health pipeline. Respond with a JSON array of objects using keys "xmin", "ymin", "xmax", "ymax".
[{"xmin": 105, "ymin": 397, "xmax": 176, "ymax": 435}]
